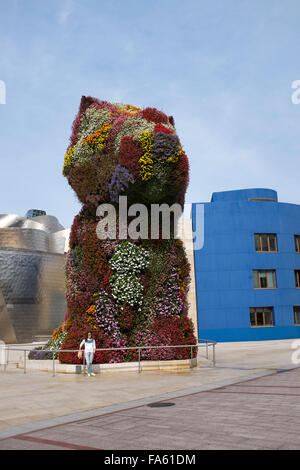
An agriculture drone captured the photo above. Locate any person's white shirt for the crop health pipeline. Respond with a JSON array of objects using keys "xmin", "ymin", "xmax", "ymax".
[{"xmin": 80, "ymin": 338, "xmax": 96, "ymax": 354}]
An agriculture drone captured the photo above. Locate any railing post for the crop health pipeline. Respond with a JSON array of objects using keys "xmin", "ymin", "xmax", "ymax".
[
  {"xmin": 213, "ymin": 343, "xmax": 216, "ymax": 367},
  {"xmin": 97, "ymin": 349, "xmax": 101, "ymax": 375},
  {"xmin": 83, "ymin": 352, "xmax": 86, "ymax": 376},
  {"xmin": 4, "ymin": 346, "xmax": 7, "ymax": 372},
  {"xmin": 206, "ymin": 341, "xmax": 208, "ymax": 360},
  {"xmin": 52, "ymin": 351, "xmax": 56, "ymax": 377},
  {"xmin": 138, "ymin": 348, "xmax": 141, "ymax": 374},
  {"xmin": 24, "ymin": 350, "xmax": 26, "ymax": 374},
  {"xmin": 8, "ymin": 347, "xmax": 10, "ymax": 372},
  {"xmin": 190, "ymin": 345, "xmax": 193, "ymax": 369}
]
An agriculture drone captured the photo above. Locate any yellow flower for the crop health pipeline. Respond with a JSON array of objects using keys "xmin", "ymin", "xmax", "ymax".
[
  {"xmin": 167, "ymin": 144, "xmax": 183, "ymax": 163},
  {"xmin": 86, "ymin": 305, "xmax": 96, "ymax": 315},
  {"xmin": 62, "ymin": 146, "xmax": 74, "ymax": 175},
  {"xmin": 139, "ymin": 131, "xmax": 154, "ymax": 181},
  {"xmin": 81, "ymin": 123, "xmax": 111, "ymax": 153}
]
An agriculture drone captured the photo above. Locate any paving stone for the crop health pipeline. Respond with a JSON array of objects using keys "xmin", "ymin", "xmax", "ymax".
[
  {"xmin": 0, "ymin": 437, "xmax": 69, "ymax": 450},
  {"xmin": 1, "ymin": 340, "xmax": 300, "ymax": 449}
]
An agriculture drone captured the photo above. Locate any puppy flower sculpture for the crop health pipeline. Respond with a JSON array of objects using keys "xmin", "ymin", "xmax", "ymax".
[{"xmin": 56, "ymin": 96, "xmax": 196, "ymax": 364}]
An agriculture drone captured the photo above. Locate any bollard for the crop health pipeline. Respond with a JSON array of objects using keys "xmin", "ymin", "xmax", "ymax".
[{"xmin": 24, "ymin": 350, "xmax": 26, "ymax": 374}]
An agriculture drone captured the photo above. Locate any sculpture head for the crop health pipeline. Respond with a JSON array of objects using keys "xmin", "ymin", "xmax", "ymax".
[{"xmin": 63, "ymin": 96, "xmax": 189, "ymax": 207}]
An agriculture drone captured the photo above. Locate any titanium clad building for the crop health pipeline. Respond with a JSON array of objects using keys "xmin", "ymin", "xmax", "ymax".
[{"xmin": 0, "ymin": 211, "xmax": 69, "ymax": 343}]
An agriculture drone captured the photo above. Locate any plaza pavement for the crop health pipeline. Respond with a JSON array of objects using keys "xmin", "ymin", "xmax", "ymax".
[{"xmin": 0, "ymin": 339, "xmax": 299, "ymax": 449}]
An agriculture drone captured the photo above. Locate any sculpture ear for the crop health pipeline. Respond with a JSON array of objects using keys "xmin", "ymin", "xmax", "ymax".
[
  {"xmin": 169, "ymin": 116, "xmax": 175, "ymax": 126},
  {"xmin": 79, "ymin": 95, "xmax": 98, "ymax": 115}
]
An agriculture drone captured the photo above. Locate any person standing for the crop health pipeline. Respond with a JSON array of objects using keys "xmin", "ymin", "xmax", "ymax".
[{"xmin": 79, "ymin": 332, "xmax": 96, "ymax": 377}]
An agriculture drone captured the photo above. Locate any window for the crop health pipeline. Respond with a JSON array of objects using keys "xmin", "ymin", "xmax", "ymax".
[
  {"xmin": 253, "ymin": 270, "xmax": 277, "ymax": 289},
  {"xmin": 295, "ymin": 235, "xmax": 300, "ymax": 253},
  {"xmin": 295, "ymin": 270, "xmax": 300, "ymax": 288},
  {"xmin": 250, "ymin": 307, "xmax": 274, "ymax": 327},
  {"xmin": 248, "ymin": 198, "xmax": 276, "ymax": 202},
  {"xmin": 25, "ymin": 209, "xmax": 46, "ymax": 218},
  {"xmin": 294, "ymin": 307, "xmax": 300, "ymax": 325},
  {"xmin": 254, "ymin": 234, "xmax": 277, "ymax": 252}
]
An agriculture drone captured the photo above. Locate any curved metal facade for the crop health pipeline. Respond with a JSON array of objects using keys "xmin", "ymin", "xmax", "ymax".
[
  {"xmin": 0, "ymin": 248, "xmax": 66, "ymax": 343},
  {"xmin": 0, "ymin": 228, "xmax": 49, "ymax": 252},
  {"xmin": 0, "ymin": 213, "xmax": 69, "ymax": 343}
]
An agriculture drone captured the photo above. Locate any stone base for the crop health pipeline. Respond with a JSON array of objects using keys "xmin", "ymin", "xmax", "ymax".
[{"xmin": 17, "ymin": 357, "xmax": 197, "ymax": 374}]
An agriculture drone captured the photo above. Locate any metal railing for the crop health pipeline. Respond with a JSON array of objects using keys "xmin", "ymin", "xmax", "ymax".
[{"xmin": 0, "ymin": 339, "xmax": 216, "ymax": 377}]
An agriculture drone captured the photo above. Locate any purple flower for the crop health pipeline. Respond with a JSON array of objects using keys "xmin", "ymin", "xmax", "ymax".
[
  {"xmin": 108, "ymin": 164, "xmax": 134, "ymax": 202},
  {"xmin": 152, "ymin": 132, "xmax": 180, "ymax": 161}
]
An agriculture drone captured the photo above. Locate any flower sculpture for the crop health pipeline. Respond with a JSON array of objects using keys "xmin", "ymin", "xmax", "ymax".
[{"xmin": 54, "ymin": 96, "xmax": 196, "ymax": 363}]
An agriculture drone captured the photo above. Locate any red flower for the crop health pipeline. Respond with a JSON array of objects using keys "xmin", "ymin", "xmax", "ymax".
[
  {"xmin": 119, "ymin": 135, "xmax": 143, "ymax": 177},
  {"xmin": 140, "ymin": 107, "xmax": 169, "ymax": 124},
  {"xmin": 154, "ymin": 123, "xmax": 173, "ymax": 135}
]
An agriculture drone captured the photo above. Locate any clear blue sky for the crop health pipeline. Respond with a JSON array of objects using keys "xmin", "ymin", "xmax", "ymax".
[{"xmin": 0, "ymin": 0, "xmax": 300, "ymax": 228}]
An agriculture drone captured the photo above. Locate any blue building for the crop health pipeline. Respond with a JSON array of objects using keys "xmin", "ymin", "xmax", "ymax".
[{"xmin": 192, "ymin": 188, "xmax": 300, "ymax": 342}]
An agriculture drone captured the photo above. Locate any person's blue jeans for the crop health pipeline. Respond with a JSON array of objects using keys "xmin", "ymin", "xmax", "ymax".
[{"xmin": 85, "ymin": 351, "xmax": 94, "ymax": 374}]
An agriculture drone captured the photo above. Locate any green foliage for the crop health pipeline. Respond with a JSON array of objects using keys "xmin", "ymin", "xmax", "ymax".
[{"xmin": 73, "ymin": 246, "xmax": 84, "ymax": 273}]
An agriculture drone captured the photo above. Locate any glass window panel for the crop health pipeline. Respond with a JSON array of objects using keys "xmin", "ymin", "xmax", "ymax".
[
  {"xmin": 260, "ymin": 272, "xmax": 268, "ymax": 288},
  {"xmin": 269, "ymin": 235, "xmax": 277, "ymax": 252},
  {"xmin": 250, "ymin": 307, "xmax": 274, "ymax": 327},
  {"xmin": 295, "ymin": 236, "xmax": 300, "ymax": 253},
  {"xmin": 295, "ymin": 308, "xmax": 300, "ymax": 325},
  {"xmin": 294, "ymin": 307, "xmax": 300, "ymax": 324},
  {"xmin": 267, "ymin": 271, "xmax": 275, "ymax": 288},
  {"xmin": 255, "ymin": 234, "xmax": 277, "ymax": 252},
  {"xmin": 261, "ymin": 235, "xmax": 269, "ymax": 252},
  {"xmin": 253, "ymin": 271, "xmax": 259, "ymax": 288},
  {"xmin": 295, "ymin": 271, "xmax": 300, "ymax": 288},
  {"xmin": 254, "ymin": 234, "xmax": 261, "ymax": 251},
  {"xmin": 253, "ymin": 271, "xmax": 276, "ymax": 288},
  {"xmin": 250, "ymin": 311, "xmax": 256, "ymax": 326},
  {"xmin": 264, "ymin": 309, "xmax": 273, "ymax": 325},
  {"xmin": 256, "ymin": 312, "xmax": 264, "ymax": 326}
]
